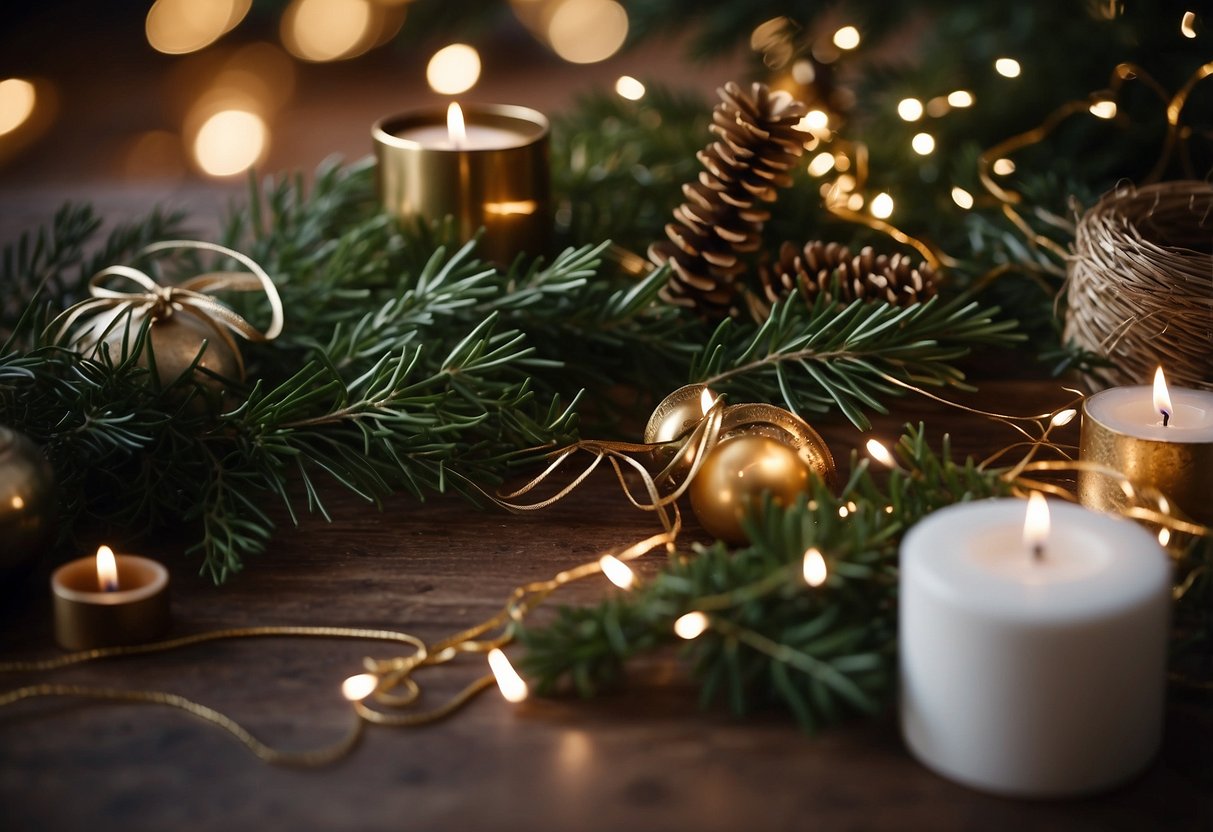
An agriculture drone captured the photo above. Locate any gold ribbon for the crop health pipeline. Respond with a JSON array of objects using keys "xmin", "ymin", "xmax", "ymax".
[{"xmin": 51, "ymin": 240, "xmax": 284, "ymax": 375}]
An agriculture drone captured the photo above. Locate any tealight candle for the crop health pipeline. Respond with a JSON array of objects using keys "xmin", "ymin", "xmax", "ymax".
[
  {"xmin": 373, "ymin": 102, "xmax": 550, "ymax": 265},
  {"xmin": 51, "ymin": 545, "xmax": 170, "ymax": 650},
  {"xmin": 900, "ymin": 497, "xmax": 1171, "ymax": 797},
  {"xmin": 1080, "ymin": 367, "xmax": 1213, "ymax": 525}
]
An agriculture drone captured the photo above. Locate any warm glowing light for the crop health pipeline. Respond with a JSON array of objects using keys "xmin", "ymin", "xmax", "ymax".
[
  {"xmin": 11, "ymin": 495, "xmax": 25, "ymax": 510},
  {"xmin": 802, "ymin": 548, "xmax": 828, "ymax": 587},
  {"xmin": 792, "ymin": 60, "xmax": 816, "ymax": 84},
  {"xmin": 1089, "ymin": 99, "xmax": 1117, "ymax": 119},
  {"xmin": 1154, "ymin": 366, "xmax": 1173, "ymax": 425},
  {"xmin": 547, "ymin": 0, "xmax": 629, "ymax": 64},
  {"xmin": 870, "ymin": 192, "xmax": 894, "ymax": 219},
  {"xmin": 146, "ymin": 0, "xmax": 250, "ymax": 55},
  {"xmin": 600, "ymin": 554, "xmax": 635, "ymax": 589},
  {"xmin": 947, "ymin": 90, "xmax": 974, "ymax": 108},
  {"xmin": 1023, "ymin": 492, "xmax": 1050, "ymax": 559},
  {"xmin": 282, "ymin": 0, "xmax": 373, "ymax": 62},
  {"xmin": 1181, "ymin": 11, "xmax": 1197, "ymax": 38},
  {"xmin": 951, "ymin": 187, "xmax": 974, "ymax": 210},
  {"xmin": 341, "ymin": 673, "xmax": 378, "ymax": 701},
  {"xmin": 911, "ymin": 132, "xmax": 935, "ymax": 155},
  {"xmin": 995, "ymin": 58, "xmax": 1021, "ymax": 78},
  {"xmin": 897, "ymin": 98, "xmax": 923, "ymax": 121},
  {"xmin": 674, "ymin": 611, "xmax": 709, "ymax": 639},
  {"xmin": 804, "ymin": 109, "xmax": 829, "ymax": 130},
  {"xmin": 838, "ymin": 505, "xmax": 850, "ymax": 518},
  {"xmin": 846, "ymin": 193, "xmax": 864, "ymax": 211},
  {"xmin": 1050, "ymin": 408, "xmax": 1077, "ymax": 428},
  {"xmin": 487, "ymin": 648, "xmax": 529, "ymax": 703},
  {"xmin": 992, "ymin": 158, "xmax": 1016, "ymax": 175},
  {"xmin": 866, "ymin": 439, "xmax": 895, "ymax": 467},
  {"xmin": 96, "ymin": 545, "xmax": 119, "ymax": 592},
  {"xmin": 193, "ymin": 110, "xmax": 266, "ymax": 177},
  {"xmin": 427, "ymin": 43, "xmax": 481, "ymax": 95},
  {"xmin": 1158, "ymin": 527, "xmax": 1172, "ymax": 547},
  {"xmin": 0, "ymin": 78, "xmax": 36, "ymax": 136},
  {"xmin": 615, "ymin": 75, "xmax": 645, "ymax": 100},
  {"xmin": 446, "ymin": 102, "xmax": 468, "ymax": 148},
  {"xmin": 807, "ymin": 152, "xmax": 836, "ymax": 176},
  {"xmin": 484, "ymin": 200, "xmax": 539, "ymax": 216},
  {"xmin": 832, "ymin": 25, "xmax": 860, "ymax": 50}
]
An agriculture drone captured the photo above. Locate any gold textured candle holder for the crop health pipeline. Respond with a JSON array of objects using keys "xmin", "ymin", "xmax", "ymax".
[
  {"xmin": 51, "ymin": 554, "xmax": 170, "ymax": 651},
  {"xmin": 1079, "ymin": 398, "xmax": 1213, "ymax": 526},
  {"xmin": 373, "ymin": 104, "xmax": 550, "ymax": 266}
]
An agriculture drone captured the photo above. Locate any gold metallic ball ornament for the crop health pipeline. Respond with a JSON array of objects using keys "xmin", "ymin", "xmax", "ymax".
[
  {"xmin": 644, "ymin": 383, "xmax": 714, "ymax": 444},
  {"xmin": 689, "ymin": 434, "xmax": 815, "ymax": 544},
  {"xmin": 0, "ymin": 425, "xmax": 56, "ymax": 581},
  {"xmin": 719, "ymin": 403, "xmax": 837, "ymax": 490},
  {"xmin": 102, "ymin": 309, "xmax": 243, "ymax": 394}
]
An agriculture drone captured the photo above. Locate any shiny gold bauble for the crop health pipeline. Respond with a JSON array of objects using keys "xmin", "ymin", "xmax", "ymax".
[
  {"xmin": 103, "ymin": 310, "xmax": 243, "ymax": 393},
  {"xmin": 689, "ymin": 434, "xmax": 816, "ymax": 545},
  {"xmin": 0, "ymin": 425, "xmax": 56, "ymax": 582},
  {"xmin": 719, "ymin": 403, "xmax": 837, "ymax": 491},
  {"xmin": 644, "ymin": 383, "xmax": 713, "ymax": 444}
]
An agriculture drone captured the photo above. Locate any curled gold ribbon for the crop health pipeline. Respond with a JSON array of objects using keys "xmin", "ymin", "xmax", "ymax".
[{"xmin": 50, "ymin": 240, "xmax": 284, "ymax": 376}]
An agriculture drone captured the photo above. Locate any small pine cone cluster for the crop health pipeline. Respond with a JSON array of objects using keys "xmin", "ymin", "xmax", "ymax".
[
  {"xmin": 649, "ymin": 81, "xmax": 808, "ymax": 317},
  {"xmin": 753, "ymin": 241, "xmax": 938, "ymax": 316}
]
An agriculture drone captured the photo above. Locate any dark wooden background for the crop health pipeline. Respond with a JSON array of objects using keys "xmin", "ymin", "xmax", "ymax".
[{"xmin": 1, "ymin": 7, "xmax": 1211, "ymax": 830}]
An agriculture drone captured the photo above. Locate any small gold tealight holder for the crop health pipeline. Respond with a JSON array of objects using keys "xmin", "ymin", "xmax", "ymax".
[
  {"xmin": 51, "ymin": 546, "xmax": 170, "ymax": 651},
  {"xmin": 373, "ymin": 102, "xmax": 550, "ymax": 265}
]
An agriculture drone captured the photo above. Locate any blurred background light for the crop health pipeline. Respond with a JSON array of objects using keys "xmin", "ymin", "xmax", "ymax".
[
  {"xmin": 192, "ymin": 109, "xmax": 267, "ymax": 176},
  {"xmin": 546, "ymin": 0, "xmax": 629, "ymax": 64},
  {"xmin": 146, "ymin": 0, "xmax": 250, "ymax": 55},
  {"xmin": 281, "ymin": 0, "xmax": 376, "ymax": 62},
  {"xmin": 426, "ymin": 44, "xmax": 482, "ymax": 95},
  {"xmin": 0, "ymin": 79, "xmax": 37, "ymax": 136}
]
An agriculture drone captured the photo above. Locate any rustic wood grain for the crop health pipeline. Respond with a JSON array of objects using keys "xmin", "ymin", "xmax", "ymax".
[{"xmin": 0, "ymin": 380, "xmax": 1210, "ymax": 832}]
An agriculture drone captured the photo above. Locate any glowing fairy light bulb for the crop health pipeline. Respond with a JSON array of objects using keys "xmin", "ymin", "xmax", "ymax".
[
  {"xmin": 870, "ymin": 192, "xmax": 894, "ymax": 219},
  {"xmin": 946, "ymin": 90, "xmax": 974, "ymax": 108},
  {"xmin": 832, "ymin": 26, "xmax": 860, "ymax": 50},
  {"xmin": 866, "ymin": 438, "xmax": 895, "ymax": 467},
  {"xmin": 802, "ymin": 548, "xmax": 828, "ymax": 587},
  {"xmin": 951, "ymin": 187, "xmax": 974, "ymax": 210},
  {"xmin": 1050, "ymin": 409, "xmax": 1077, "ymax": 428},
  {"xmin": 341, "ymin": 673, "xmax": 378, "ymax": 701},
  {"xmin": 897, "ymin": 98, "xmax": 923, "ymax": 121},
  {"xmin": 1088, "ymin": 99, "xmax": 1117, "ymax": 119},
  {"xmin": 599, "ymin": 554, "xmax": 635, "ymax": 589},
  {"xmin": 807, "ymin": 152, "xmax": 836, "ymax": 176},
  {"xmin": 804, "ymin": 109, "xmax": 829, "ymax": 131},
  {"xmin": 911, "ymin": 132, "xmax": 935, "ymax": 155},
  {"xmin": 1181, "ymin": 11, "xmax": 1197, "ymax": 38},
  {"xmin": 995, "ymin": 58, "xmax": 1021, "ymax": 78},
  {"xmin": 674, "ymin": 611, "xmax": 709, "ymax": 640},
  {"xmin": 487, "ymin": 648, "xmax": 529, "ymax": 703},
  {"xmin": 992, "ymin": 158, "xmax": 1016, "ymax": 175},
  {"xmin": 615, "ymin": 75, "xmax": 645, "ymax": 100}
]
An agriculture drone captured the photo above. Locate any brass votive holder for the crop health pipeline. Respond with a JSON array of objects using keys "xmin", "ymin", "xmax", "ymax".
[
  {"xmin": 372, "ymin": 104, "xmax": 550, "ymax": 265},
  {"xmin": 1079, "ymin": 397, "xmax": 1213, "ymax": 527},
  {"xmin": 51, "ymin": 554, "xmax": 170, "ymax": 651}
]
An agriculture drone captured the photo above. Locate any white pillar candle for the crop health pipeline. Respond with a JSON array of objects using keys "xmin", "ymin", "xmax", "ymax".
[
  {"xmin": 1084, "ymin": 375, "xmax": 1213, "ymax": 441},
  {"xmin": 900, "ymin": 498, "xmax": 1171, "ymax": 797}
]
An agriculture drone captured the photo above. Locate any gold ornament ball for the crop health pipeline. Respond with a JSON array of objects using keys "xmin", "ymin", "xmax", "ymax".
[
  {"xmin": 0, "ymin": 425, "xmax": 56, "ymax": 581},
  {"xmin": 103, "ymin": 311, "xmax": 243, "ymax": 392},
  {"xmin": 644, "ymin": 383, "xmax": 713, "ymax": 444},
  {"xmin": 689, "ymin": 433, "xmax": 815, "ymax": 545}
]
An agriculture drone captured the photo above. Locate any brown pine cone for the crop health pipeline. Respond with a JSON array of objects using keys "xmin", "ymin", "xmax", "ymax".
[
  {"xmin": 753, "ymin": 240, "xmax": 938, "ymax": 317},
  {"xmin": 649, "ymin": 81, "xmax": 808, "ymax": 317}
]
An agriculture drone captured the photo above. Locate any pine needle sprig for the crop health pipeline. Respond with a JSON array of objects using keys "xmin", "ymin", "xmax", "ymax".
[{"xmin": 519, "ymin": 424, "xmax": 1014, "ymax": 730}]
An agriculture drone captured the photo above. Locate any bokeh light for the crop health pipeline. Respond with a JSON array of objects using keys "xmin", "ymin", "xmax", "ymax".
[
  {"xmin": 0, "ymin": 79, "xmax": 37, "ymax": 136},
  {"xmin": 192, "ymin": 109, "xmax": 267, "ymax": 176},
  {"xmin": 146, "ymin": 0, "xmax": 250, "ymax": 55},
  {"xmin": 426, "ymin": 44, "xmax": 482, "ymax": 95},
  {"xmin": 547, "ymin": 0, "xmax": 629, "ymax": 64},
  {"xmin": 947, "ymin": 90, "xmax": 974, "ymax": 108},
  {"xmin": 992, "ymin": 158, "xmax": 1016, "ymax": 175},
  {"xmin": 897, "ymin": 98, "xmax": 923, "ymax": 121},
  {"xmin": 832, "ymin": 26, "xmax": 860, "ymax": 50},
  {"xmin": 615, "ymin": 75, "xmax": 645, "ymax": 100},
  {"xmin": 1088, "ymin": 99, "xmax": 1117, "ymax": 119},
  {"xmin": 995, "ymin": 58, "xmax": 1021, "ymax": 78},
  {"xmin": 807, "ymin": 152, "xmax": 835, "ymax": 176},
  {"xmin": 282, "ymin": 0, "xmax": 375, "ymax": 62},
  {"xmin": 951, "ymin": 187, "xmax": 974, "ymax": 209},
  {"xmin": 911, "ymin": 132, "xmax": 935, "ymax": 155},
  {"xmin": 870, "ymin": 192, "xmax": 894, "ymax": 219}
]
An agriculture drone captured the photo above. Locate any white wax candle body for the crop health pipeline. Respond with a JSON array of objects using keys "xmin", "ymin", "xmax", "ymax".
[
  {"xmin": 1085, "ymin": 385, "xmax": 1213, "ymax": 442},
  {"xmin": 900, "ymin": 499, "xmax": 1171, "ymax": 797},
  {"xmin": 389, "ymin": 123, "xmax": 531, "ymax": 151}
]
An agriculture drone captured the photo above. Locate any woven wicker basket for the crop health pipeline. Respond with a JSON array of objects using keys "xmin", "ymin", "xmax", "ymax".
[{"xmin": 1064, "ymin": 181, "xmax": 1213, "ymax": 391}]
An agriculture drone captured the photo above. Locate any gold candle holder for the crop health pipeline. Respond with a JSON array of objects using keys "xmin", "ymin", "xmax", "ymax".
[
  {"xmin": 1079, "ymin": 387, "xmax": 1213, "ymax": 527},
  {"xmin": 51, "ymin": 550, "xmax": 170, "ymax": 651},
  {"xmin": 373, "ymin": 103, "xmax": 550, "ymax": 266}
]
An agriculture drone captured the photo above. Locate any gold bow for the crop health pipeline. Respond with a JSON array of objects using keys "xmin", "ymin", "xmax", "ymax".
[{"xmin": 51, "ymin": 240, "xmax": 284, "ymax": 376}]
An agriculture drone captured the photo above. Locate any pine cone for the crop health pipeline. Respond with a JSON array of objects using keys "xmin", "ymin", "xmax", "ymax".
[
  {"xmin": 649, "ymin": 81, "xmax": 808, "ymax": 317},
  {"xmin": 754, "ymin": 240, "xmax": 938, "ymax": 316}
]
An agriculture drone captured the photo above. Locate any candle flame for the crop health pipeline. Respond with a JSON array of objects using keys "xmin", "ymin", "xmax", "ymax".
[
  {"xmin": 673, "ymin": 611, "xmax": 709, "ymax": 640},
  {"xmin": 96, "ymin": 545, "xmax": 119, "ymax": 591},
  {"xmin": 446, "ymin": 102, "xmax": 467, "ymax": 149},
  {"xmin": 699, "ymin": 388, "xmax": 716, "ymax": 416},
  {"xmin": 1023, "ymin": 492, "xmax": 1049, "ymax": 561},
  {"xmin": 599, "ymin": 554, "xmax": 635, "ymax": 589},
  {"xmin": 802, "ymin": 547, "xmax": 828, "ymax": 587},
  {"xmin": 487, "ymin": 648, "xmax": 528, "ymax": 703},
  {"xmin": 341, "ymin": 673, "xmax": 378, "ymax": 702},
  {"xmin": 1153, "ymin": 366, "xmax": 1173, "ymax": 426}
]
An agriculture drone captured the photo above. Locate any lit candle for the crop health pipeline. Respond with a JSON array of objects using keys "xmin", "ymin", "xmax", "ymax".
[
  {"xmin": 373, "ymin": 102, "xmax": 550, "ymax": 265},
  {"xmin": 900, "ymin": 497, "xmax": 1170, "ymax": 797},
  {"xmin": 1079, "ymin": 367, "xmax": 1213, "ymax": 525},
  {"xmin": 51, "ymin": 545, "xmax": 170, "ymax": 651}
]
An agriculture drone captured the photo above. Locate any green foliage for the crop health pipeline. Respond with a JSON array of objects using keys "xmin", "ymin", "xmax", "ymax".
[{"xmin": 519, "ymin": 424, "xmax": 1014, "ymax": 729}]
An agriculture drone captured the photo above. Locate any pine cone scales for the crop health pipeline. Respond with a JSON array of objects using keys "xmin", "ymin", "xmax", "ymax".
[
  {"xmin": 757, "ymin": 240, "xmax": 938, "ymax": 312},
  {"xmin": 650, "ymin": 81, "xmax": 808, "ymax": 316}
]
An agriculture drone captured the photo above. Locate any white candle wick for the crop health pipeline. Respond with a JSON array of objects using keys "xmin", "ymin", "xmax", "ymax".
[
  {"xmin": 1023, "ymin": 492, "xmax": 1049, "ymax": 563},
  {"xmin": 446, "ymin": 102, "xmax": 467, "ymax": 150},
  {"xmin": 1153, "ymin": 366, "xmax": 1173, "ymax": 427}
]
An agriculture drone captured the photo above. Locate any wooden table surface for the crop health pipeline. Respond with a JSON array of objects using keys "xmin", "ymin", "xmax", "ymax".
[{"xmin": 1, "ymin": 378, "xmax": 1210, "ymax": 832}]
